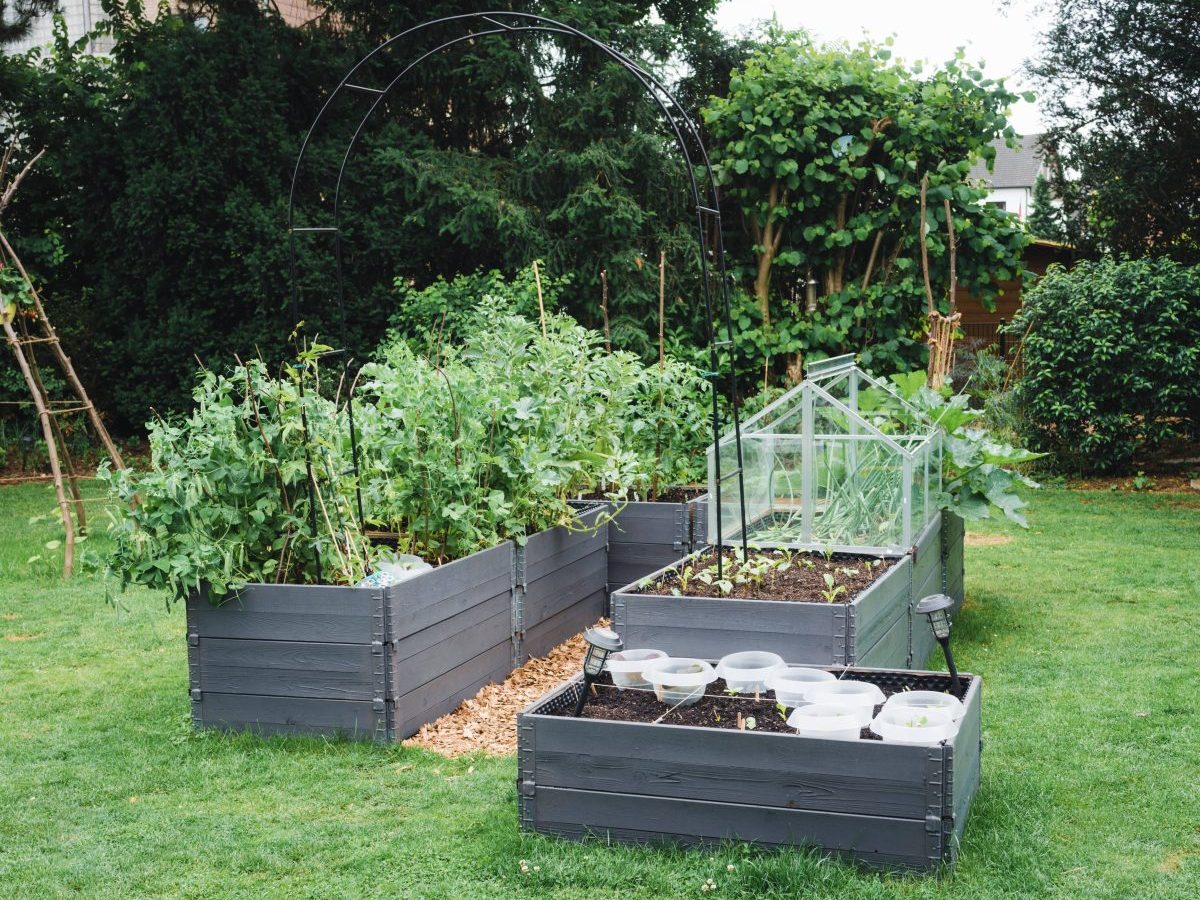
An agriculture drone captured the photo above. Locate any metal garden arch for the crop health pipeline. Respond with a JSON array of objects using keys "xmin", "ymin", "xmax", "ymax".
[{"xmin": 286, "ymin": 11, "xmax": 749, "ymax": 577}]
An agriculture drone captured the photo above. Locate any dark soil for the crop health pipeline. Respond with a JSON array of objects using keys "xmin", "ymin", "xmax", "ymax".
[
  {"xmin": 578, "ymin": 485, "xmax": 706, "ymax": 503},
  {"xmin": 632, "ymin": 548, "xmax": 890, "ymax": 603},
  {"xmin": 554, "ymin": 673, "xmax": 889, "ymax": 739},
  {"xmin": 649, "ymin": 485, "xmax": 707, "ymax": 503}
]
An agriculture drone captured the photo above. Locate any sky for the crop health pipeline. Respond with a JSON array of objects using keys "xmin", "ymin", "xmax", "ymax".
[{"xmin": 713, "ymin": 0, "xmax": 1050, "ymax": 134}]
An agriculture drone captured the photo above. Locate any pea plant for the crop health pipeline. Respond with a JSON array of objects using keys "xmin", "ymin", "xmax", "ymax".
[
  {"xmin": 101, "ymin": 296, "xmax": 717, "ymax": 599},
  {"xmin": 357, "ymin": 309, "xmax": 639, "ymax": 563},
  {"xmin": 100, "ymin": 355, "xmax": 369, "ymax": 605}
]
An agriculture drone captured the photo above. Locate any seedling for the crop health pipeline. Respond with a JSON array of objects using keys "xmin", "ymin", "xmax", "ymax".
[
  {"xmin": 1132, "ymin": 471, "xmax": 1155, "ymax": 491},
  {"xmin": 820, "ymin": 572, "xmax": 846, "ymax": 604}
]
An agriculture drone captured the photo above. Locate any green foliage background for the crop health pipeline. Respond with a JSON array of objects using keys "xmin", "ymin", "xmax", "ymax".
[
  {"xmin": 1010, "ymin": 257, "xmax": 1200, "ymax": 474},
  {"xmin": 1, "ymin": 2, "xmax": 1031, "ymax": 441},
  {"xmin": 0, "ymin": 0, "xmax": 726, "ymax": 430},
  {"xmin": 1030, "ymin": 0, "xmax": 1200, "ymax": 262}
]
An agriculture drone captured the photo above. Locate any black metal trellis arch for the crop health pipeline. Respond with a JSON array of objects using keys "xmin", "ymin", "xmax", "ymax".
[{"xmin": 286, "ymin": 11, "xmax": 749, "ymax": 579}]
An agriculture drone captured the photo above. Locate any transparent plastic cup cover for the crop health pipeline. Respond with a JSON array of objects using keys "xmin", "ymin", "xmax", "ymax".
[
  {"xmin": 715, "ymin": 651, "xmax": 786, "ymax": 693},
  {"xmin": 803, "ymin": 680, "xmax": 885, "ymax": 726},
  {"xmin": 869, "ymin": 705, "xmax": 956, "ymax": 745},
  {"xmin": 883, "ymin": 690, "xmax": 964, "ymax": 721},
  {"xmin": 643, "ymin": 658, "xmax": 717, "ymax": 707},
  {"xmin": 787, "ymin": 702, "xmax": 863, "ymax": 741},
  {"xmin": 764, "ymin": 666, "xmax": 836, "ymax": 708},
  {"xmin": 604, "ymin": 649, "xmax": 668, "ymax": 689}
]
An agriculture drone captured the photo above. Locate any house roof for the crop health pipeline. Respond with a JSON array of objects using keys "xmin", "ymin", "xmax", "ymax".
[{"xmin": 969, "ymin": 134, "xmax": 1045, "ymax": 189}]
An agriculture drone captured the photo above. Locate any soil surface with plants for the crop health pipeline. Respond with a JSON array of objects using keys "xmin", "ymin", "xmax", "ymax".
[
  {"xmin": 549, "ymin": 672, "xmax": 911, "ymax": 739},
  {"xmin": 633, "ymin": 548, "xmax": 890, "ymax": 602}
]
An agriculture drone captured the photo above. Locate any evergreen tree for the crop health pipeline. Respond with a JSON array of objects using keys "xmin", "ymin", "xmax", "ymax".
[
  {"xmin": 1026, "ymin": 174, "xmax": 1066, "ymax": 243},
  {"xmin": 0, "ymin": 0, "xmax": 55, "ymax": 45}
]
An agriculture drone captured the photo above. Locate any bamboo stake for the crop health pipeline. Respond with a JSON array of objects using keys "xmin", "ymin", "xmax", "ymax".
[
  {"xmin": 944, "ymin": 198, "xmax": 958, "ymax": 314},
  {"xmin": 0, "ymin": 148, "xmax": 45, "ymax": 216},
  {"xmin": 657, "ymin": 251, "xmax": 666, "ymax": 369},
  {"xmin": 2, "ymin": 313, "xmax": 74, "ymax": 576},
  {"xmin": 532, "ymin": 259, "xmax": 547, "ymax": 338},
  {"xmin": 19, "ymin": 315, "xmax": 85, "ymax": 530},
  {"xmin": 0, "ymin": 231, "xmax": 125, "ymax": 469},
  {"xmin": 918, "ymin": 174, "xmax": 934, "ymax": 317},
  {"xmin": 599, "ymin": 268, "xmax": 611, "ymax": 354}
]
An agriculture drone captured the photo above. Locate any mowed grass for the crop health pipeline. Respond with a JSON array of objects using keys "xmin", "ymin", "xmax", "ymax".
[{"xmin": 1, "ymin": 480, "xmax": 1198, "ymax": 899}]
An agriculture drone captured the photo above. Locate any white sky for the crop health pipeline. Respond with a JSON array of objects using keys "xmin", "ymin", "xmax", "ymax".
[{"xmin": 714, "ymin": 0, "xmax": 1049, "ymax": 134}]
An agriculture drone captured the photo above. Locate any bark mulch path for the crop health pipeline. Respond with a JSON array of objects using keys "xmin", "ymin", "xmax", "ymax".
[{"xmin": 403, "ymin": 627, "xmax": 598, "ymax": 757}]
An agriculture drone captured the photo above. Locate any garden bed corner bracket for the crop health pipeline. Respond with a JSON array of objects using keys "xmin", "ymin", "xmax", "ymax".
[
  {"xmin": 924, "ymin": 744, "xmax": 950, "ymax": 865},
  {"xmin": 611, "ymin": 591, "xmax": 626, "ymax": 634},
  {"xmin": 673, "ymin": 505, "xmax": 687, "ymax": 552},
  {"xmin": 517, "ymin": 716, "xmax": 537, "ymax": 830},
  {"xmin": 371, "ymin": 588, "xmax": 395, "ymax": 743},
  {"xmin": 510, "ymin": 546, "xmax": 527, "ymax": 667},
  {"xmin": 185, "ymin": 598, "xmax": 204, "ymax": 728},
  {"xmin": 835, "ymin": 604, "xmax": 851, "ymax": 666}
]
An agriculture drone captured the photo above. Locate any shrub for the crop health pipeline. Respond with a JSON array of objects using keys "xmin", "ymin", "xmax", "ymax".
[
  {"xmin": 1010, "ymin": 257, "xmax": 1200, "ymax": 473},
  {"xmin": 883, "ymin": 371, "xmax": 1043, "ymax": 527}
]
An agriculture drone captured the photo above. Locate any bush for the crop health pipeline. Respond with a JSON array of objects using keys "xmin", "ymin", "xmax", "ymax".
[{"xmin": 1010, "ymin": 257, "xmax": 1200, "ymax": 473}]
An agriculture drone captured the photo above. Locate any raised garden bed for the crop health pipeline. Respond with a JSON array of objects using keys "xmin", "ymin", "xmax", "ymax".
[
  {"xmin": 187, "ymin": 504, "xmax": 607, "ymax": 741},
  {"xmin": 518, "ymin": 665, "xmax": 982, "ymax": 872},
  {"xmin": 601, "ymin": 491, "xmax": 708, "ymax": 600},
  {"xmin": 613, "ymin": 511, "xmax": 946, "ymax": 668}
]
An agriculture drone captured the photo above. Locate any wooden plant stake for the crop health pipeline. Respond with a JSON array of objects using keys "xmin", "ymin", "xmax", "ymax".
[
  {"xmin": 532, "ymin": 259, "xmax": 547, "ymax": 338},
  {"xmin": 599, "ymin": 268, "xmax": 611, "ymax": 354}
]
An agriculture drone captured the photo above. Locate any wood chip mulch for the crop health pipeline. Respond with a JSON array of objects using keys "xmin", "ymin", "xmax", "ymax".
[{"xmin": 402, "ymin": 625, "xmax": 599, "ymax": 757}]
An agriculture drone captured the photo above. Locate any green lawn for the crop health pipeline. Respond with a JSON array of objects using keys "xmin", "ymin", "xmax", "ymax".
[{"xmin": 1, "ymin": 481, "xmax": 1198, "ymax": 899}]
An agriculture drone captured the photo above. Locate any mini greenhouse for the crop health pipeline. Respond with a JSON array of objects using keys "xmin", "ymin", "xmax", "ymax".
[{"xmin": 708, "ymin": 354, "xmax": 942, "ymax": 555}]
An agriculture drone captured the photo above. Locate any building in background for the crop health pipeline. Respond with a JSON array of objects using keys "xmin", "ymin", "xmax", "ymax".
[
  {"xmin": 969, "ymin": 134, "xmax": 1047, "ymax": 220},
  {"xmin": 3, "ymin": 1, "xmax": 321, "ymax": 55}
]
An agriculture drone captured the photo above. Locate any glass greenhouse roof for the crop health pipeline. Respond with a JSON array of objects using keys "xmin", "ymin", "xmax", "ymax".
[{"xmin": 708, "ymin": 354, "xmax": 943, "ymax": 555}]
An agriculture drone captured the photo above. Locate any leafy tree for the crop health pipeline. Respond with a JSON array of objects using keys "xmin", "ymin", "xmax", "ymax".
[
  {"xmin": 1029, "ymin": 0, "xmax": 1200, "ymax": 261},
  {"xmin": 1026, "ymin": 173, "xmax": 1067, "ymax": 243},
  {"xmin": 703, "ymin": 33, "xmax": 1030, "ymax": 382}
]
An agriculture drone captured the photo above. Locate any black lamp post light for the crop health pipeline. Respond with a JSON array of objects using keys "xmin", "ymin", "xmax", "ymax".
[
  {"xmin": 915, "ymin": 593, "xmax": 964, "ymax": 699},
  {"xmin": 573, "ymin": 626, "xmax": 624, "ymax": 717}
]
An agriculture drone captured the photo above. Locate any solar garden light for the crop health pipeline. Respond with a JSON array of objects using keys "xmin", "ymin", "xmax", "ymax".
[
  {"xmin": 915, "ymin": 593, "xmax": 964, "ymax": 700},
  {"xmin": 573, "ymin": 626, "xmax": 623, "ymax": 717}
]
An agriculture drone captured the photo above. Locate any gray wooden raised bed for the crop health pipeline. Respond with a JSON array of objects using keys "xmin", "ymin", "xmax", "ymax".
[
  {"xmin": 603, "ymin": 494, "xmax": 708, "ymax": 599},
  {"xmin": 943, "ymin": 511, "xmax": 965, "ymax": 610},
  {"xmin": 186, "ymin": 504, "xmax": 607, "ymax": 741},
  {"xmin": 613, "ymin": 511, "xmax": 946, "ymax": 668},
  {"xmin": 517, "ymin": 666, "xmax": 982, "ymax": 872},
  {"xmin": 911, "ymin": 512, "xmax": 966, "ymax": 669}
]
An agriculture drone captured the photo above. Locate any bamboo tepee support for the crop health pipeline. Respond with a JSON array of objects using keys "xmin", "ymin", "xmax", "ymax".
[{"xmin": 0, "ymin": 145, "xmax": 125, "ymax": 576}]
